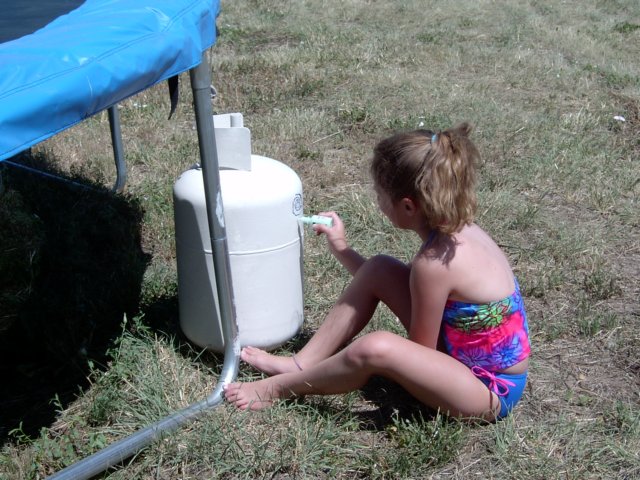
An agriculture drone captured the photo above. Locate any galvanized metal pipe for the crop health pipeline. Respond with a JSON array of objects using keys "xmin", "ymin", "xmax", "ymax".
[
  {"xmin": 2, "ymin": 159, "xmax": 98, "ymax": 191},
  {"xmin": 48, "ymin": 56, "xmax": 239, "ymax": 479},
  {"xmin": 4, "ymin": 105, "xmax": 127, "ymax": 193},
  {"xmin": 107, "ymin": 105, "xmax": 127, "ymax": 193}
]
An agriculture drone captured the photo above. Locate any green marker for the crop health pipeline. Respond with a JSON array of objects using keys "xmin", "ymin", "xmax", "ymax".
[{"xmin": 300, "ymin": 215, "xmax": 333, "ymax": 227}]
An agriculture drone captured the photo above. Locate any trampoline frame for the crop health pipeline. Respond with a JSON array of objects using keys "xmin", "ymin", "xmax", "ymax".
[
  {"xmin": 46, "ymin": 51, "xmax": 241, "ymax": 480},
  {"xmin": 1, "ymin": 1, "xmax": 241, "ymax": 477}
]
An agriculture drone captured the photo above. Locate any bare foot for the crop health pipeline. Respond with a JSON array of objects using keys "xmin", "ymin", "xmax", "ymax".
[
  {"xmin": 240, "ymin": 346, "xmax": 302, "ymax": 375},
  {"xmin": 223, "ymin": 378, "xmax": 287, "ymax": 411}
]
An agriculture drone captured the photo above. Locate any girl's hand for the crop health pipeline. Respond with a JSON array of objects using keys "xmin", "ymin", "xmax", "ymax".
[
  {"xmin": 312, "ymin": 211, "xmax": 348, "ymax": 256},
  {"xmin": 312, "ymin": 211, "xmax": 365, "ymax": 275}
]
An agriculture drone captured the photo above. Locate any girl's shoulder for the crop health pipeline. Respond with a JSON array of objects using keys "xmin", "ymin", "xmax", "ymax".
[
  {"xmin": 411, "ymin": 236, "xmax": 456, "ymax": 280},
  {"xmin": 409, "ymin": 249, "xmax": 454, "ymax": 307},
  {"xmin": 413, "ymin": 224, "xmax": 505, "ymax": 268},
  {"xmin": 417, "ymin": 224, "xmax": 515, "ymax": 303}
]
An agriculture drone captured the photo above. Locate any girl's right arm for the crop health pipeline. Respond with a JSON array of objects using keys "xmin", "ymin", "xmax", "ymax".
[
  {"xmin": 313, "ymin": 211, "xmax": 365, "ymax": 276},
  {"xmin": 408, "ymin": 255, "xmax": 450, "ymax": 348}
]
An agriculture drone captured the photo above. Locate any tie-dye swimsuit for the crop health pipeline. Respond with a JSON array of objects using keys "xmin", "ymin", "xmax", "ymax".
[{"xmin": 442, "ymin": 279, "xmax": 530, "ymax": 418}]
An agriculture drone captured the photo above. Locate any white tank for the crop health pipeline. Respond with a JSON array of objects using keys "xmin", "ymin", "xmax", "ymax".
[{"xmin": 173, "ymin": 114, "xmax": 304, "ymax": 352}]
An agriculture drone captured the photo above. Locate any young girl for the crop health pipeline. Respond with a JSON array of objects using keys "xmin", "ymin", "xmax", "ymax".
[{"xmin": 224, "ymin": 123, "xmax": 530, "ymax": 420}]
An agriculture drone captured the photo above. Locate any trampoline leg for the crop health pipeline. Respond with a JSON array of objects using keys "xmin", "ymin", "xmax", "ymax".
[
  {"xmin": 46, "ymin": 55, "xmax": 240, "ymax": 480},
  {"xmin": 108, "ymin": 105, "xmax": 127, "ymax": 193},
  {"xmin": 3, "ymin": 108, "xmax": 126, "ymax": 193},
  {"xmin": 189, "ymin": 58, "xmax": 239, "ymax": 355}
]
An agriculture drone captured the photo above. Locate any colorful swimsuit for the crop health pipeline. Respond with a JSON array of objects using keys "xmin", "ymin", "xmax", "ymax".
[{"xmin": 442, "ymin": 279, "xmax": 530, "ymax": 418}]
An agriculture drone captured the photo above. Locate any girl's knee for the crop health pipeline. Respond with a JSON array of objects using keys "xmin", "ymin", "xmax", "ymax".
[
  {"xmin": 345, "ymin": 331, "xmax": 397, "ymax": 369},
  {"xmin": 357, "ymin": 255, "xmax": 409, "ymax": 292},
  {"xmin": 361, "ymin": 254, "xmax": 406, "ymax": 276}
]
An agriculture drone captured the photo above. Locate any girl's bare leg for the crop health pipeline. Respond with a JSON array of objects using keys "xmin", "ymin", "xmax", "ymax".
[
  {"xmin": 241, "ymin": 255, "xmax": 412, "ymax": 375},
  {"xmin": 225, "ymin": 331, "xmax": 501, "ymax": 420}
]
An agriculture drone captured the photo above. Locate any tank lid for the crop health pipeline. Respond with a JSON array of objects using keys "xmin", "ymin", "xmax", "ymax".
[{"xmin": 213, "ymin": 113, "xmax": 252, "ymax": 171}]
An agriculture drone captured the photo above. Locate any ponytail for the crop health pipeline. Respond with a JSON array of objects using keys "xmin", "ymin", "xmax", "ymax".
[{"xmin": 372, "ymin": 122, "xmax": 479, "ymax": 235}]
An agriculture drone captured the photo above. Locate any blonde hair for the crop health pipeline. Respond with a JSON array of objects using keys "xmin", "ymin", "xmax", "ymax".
[{"xmin": 370, "ymin": 122, "xmax": 479, "ymax": 235}]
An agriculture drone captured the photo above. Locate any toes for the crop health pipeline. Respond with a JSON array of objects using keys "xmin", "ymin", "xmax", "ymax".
[
  {"xmin": 244, "ymin": 346, "xmax": 263, "ymax": 354},
  {"xmin": 242, "ymin": 346, "xmax": 264, "ymax": 357},
  {"xmin": 240, "ymin": 346, "xmax": 265, "ymax": 364},
  {"xmin": 223, "ymin": 383, "xmax": 241, "ymax": 400},
  {"xmin": 223, "ymin": 381, "xmax": 275, "ymax": 411}
]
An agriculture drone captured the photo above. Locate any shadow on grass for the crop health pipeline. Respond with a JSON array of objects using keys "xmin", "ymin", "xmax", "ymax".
[
  {"xmin": 358, "ymin": 375, "xmax": 438, "ymax": 429},
  {"xmin": 0, "ymin": 154, "xmax": 150, "ymax": 445},
  {"xmin": 138, "ymin": 293, "xmax": 228, "ymax": 368}
]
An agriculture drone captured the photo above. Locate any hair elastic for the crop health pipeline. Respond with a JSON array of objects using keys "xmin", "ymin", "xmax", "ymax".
[{"xmin": 431, "ymin": 133, "xmax": 437, "ymax": 143}]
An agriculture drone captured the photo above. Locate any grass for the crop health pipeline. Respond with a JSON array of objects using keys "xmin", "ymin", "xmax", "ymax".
[{"xmin": 1, "ymin": 0, "xmax": 639, "ymax": 478}]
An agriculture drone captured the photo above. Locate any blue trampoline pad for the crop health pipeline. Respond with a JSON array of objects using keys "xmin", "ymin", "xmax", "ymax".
[{"xmin": 0, "ymin": 0, "xmax": 220, "ymax": 162}]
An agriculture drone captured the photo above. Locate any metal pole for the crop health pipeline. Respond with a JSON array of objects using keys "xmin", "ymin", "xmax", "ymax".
[
  {"xmin": 48, "ymin": 55, "xmax": 239, "ymax": 480},
  {"xmin": 2, "ymin": 159, "xmax": 97, "ymax": 191},
  {"xmin": 4, "ymin": 106, "xmax": 128, "ymax": 193},
  {"xmin": 108, "ymin": 105, "xmax": 127, "ymax": 193},
  {"xmin": 189, "ymin": 58, "xmax": 239, "ymax": 356}
]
